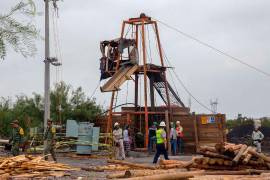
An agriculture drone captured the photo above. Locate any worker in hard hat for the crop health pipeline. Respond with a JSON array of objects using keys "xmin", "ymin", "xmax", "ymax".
[
  {"xmin": 252, "ymin": 127, "xmax": 264, "ymax": 153},
  {"xmin": 113, "ymin": 122, "xmax": 125, "ymax": 160},
  {"xmin": 148, "ymin": 122, "xmax": 157, "ymax": 153},
  {"xmin": 153, "ymin": 121, "xmax": 169, "ymax": 163},
  {"xmin": 44, "ymin": 119, "xmax": 57, "ymax": 161},
  {"xmin": 9, "ymin": 120, "xmax": 24, "ymax": 156},
  {"xmin": 176, "ymin": 120, "xmax": 184, "ymax": 154}
]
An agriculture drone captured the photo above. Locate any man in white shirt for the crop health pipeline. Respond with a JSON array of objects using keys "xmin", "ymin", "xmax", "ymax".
[
  {"xmin": 252, "ymin": 127, "xmax": 264, "ymax": 153},
  {"xmin": 113, "ymin": 122, "xmax": 125, "ymax": 160}
]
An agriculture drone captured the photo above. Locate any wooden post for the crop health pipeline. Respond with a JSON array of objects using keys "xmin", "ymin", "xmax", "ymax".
[{"xmin": 165, "ymin": 110, "xmax": 171, "ymax": 154}]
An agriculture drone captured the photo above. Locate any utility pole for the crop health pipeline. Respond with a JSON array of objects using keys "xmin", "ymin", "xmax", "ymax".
[
  {"xmin": 44, "ymin": 0, "xmax": 50, "ymax": 131},
  {"xmin": 44, "ymin": 0, "xmax": 61, "ymax": 131}
]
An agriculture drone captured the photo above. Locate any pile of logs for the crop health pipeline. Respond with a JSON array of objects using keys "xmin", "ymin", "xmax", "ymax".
[
  {"xmin": 195, "ymin": 142, "xmax": 270, "ymax": 170},
  {"xmin": 0, "ymin": 155, "xmax": 79, "ymax": 179}
]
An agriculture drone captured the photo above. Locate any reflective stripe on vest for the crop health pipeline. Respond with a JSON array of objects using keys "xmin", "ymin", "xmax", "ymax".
[{"xmin": 156, "ymin": 129, "xmax": 165, "ymax": 144}]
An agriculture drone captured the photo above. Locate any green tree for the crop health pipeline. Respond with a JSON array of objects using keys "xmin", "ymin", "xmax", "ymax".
[
  {"xmin": 50, "ymin": 82, "xmax": 72, "ymax": 124},
  {"xmin": 50, "ymin": 82, "xmax": 103, "ymax": 123},
  {"xmin": 0, "ymin": 97, "xmax": 13, "ymax": 137},
  {"xmin": 0, "ymin": 0, "xmax": 39, "ymax": 59},
  {"xmin": 0, "ymin": 82, "xmax": 103, "ymax": 137}
]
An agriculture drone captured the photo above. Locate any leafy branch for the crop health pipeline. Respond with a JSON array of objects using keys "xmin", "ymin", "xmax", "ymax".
[{"xmin": 0, "ymin": 0, "xmax": 39, "ymax": 60}]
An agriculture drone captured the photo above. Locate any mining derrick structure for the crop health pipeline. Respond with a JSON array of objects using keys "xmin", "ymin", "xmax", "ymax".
[{"xmin": 99, "ymin": 14, "xmax": 187, "ymax": 148}]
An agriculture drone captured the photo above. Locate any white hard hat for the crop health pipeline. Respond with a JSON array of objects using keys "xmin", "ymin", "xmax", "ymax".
[
  {"xmin": 114, "ymin": 122, "xmax": 119, "ymax": 127},
  {"xmin": 159, "ymin": 121, "xmax": 166, "ymax": 127},
  {"xmin": 176, "ymin": 121, "xmax": 180, "ymax": 124}
]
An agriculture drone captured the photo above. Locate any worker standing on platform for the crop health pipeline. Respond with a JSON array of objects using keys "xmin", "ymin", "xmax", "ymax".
[
  {"xmin": 113, "ymin": 122, "xmax": 125, "ymax": 160},
  {"xmin": 252, "ymin": 127, "xmax": 264, "ymax": 153},
  {"xmin": 44, "ymin": 119, "xmax": 57, "ymax": 161},
  {"xmin": 9, "ymin": 120, "xmax": 24, "ymax": 156},
  {"xmin": 153, "ymin": 121, "xmax": 169, "ymax": 163}
]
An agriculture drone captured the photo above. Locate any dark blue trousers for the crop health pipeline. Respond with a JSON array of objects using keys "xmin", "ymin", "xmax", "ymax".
[
  {"xmin": 177, "ymin": 137, "xmax": 184, "ymax": 154},
  {"xmin": 153, "ymin": 143, "xmax": 169, "ymax": 163}
]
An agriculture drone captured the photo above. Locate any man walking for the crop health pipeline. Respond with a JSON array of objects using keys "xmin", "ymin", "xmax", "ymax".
[
  {"xmin": 153, "ymin": 121, "xmax": 169, "ymax": 163},
  {"xmin": 9, "ymin": 120, "xmax": 24, "ymax": 156},
  {"xmin": 113, "ymin": 122, "xmax": 125, "ymax": 160},
  {"xmin": 44, "ymin": 119, "xmax": 57, "ymax": 161},
  {"xmin": 252, "ymin": 127, "xmax": 264, "ymax": 153}
]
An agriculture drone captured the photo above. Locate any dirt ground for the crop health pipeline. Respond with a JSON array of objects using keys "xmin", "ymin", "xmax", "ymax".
[{"xmin": 55, "ymin": 152, "xmax": 194, "ymax": 180}]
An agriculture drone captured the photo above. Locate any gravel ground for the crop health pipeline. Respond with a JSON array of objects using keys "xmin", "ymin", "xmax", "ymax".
[
  {"xmin": 56, "ymin": 152, "xmax": 195, "ymax": 179},
  {"xmin": 0, "ymin": 149, "xmax": 195, "ymax": 179}
]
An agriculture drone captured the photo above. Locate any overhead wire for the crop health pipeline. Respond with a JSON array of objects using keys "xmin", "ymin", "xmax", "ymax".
[
  {"xmin": 162, "ymin": 46, "xmax": 214, "ymax": 113},
  {"xmin": 151, "ymin": 24, "xmax": 180, "ymax": 102},
  {"xmin": 51, "ymin": 4, "xmax": 64, "ymax": 123},
  {"xmin": 154, "ymin": 18, "xmax": 270, "ymax": 78},
  {"xmin": 89, "ymin": 81, "xmax": 101, "ymax": 100},
  {"xmin": 150, "ymin": 22, "xmax": 214, "ymax": 112}
]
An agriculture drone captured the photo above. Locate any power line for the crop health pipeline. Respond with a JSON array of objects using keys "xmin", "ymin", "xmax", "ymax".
[
  {"xmin": 89, "ymin": 81, "xmax": 101, "ymax": 100},
  {"xmin": 155, "ymin": 18, "xmax": 270, "ymax": 78},
  {"xmin": 150, "ymin": 23, "xmax": 213, "ymax": 113},
  {"xmin": 162, "ymin": 48, "xmax": 214, "ymax": 113}
]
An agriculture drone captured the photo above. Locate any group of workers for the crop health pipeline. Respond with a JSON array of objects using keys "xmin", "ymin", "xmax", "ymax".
[
  {"xmin": 9, "ymin": 119, "xmax": 57, "ymax": 161},
  {"xmin": 8, "ymin": 118, "xmax": 266, "ymax": 163},
  {"xmin": 112, "ymin": 120, "xmax": 185, "ymax": 163},
  {"xmin": 113, "ymin": 121, "xmax": 266, "ymax": 163}
]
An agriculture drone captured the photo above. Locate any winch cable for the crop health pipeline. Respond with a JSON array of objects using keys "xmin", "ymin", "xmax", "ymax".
[{"xmin": 154, "ymin": 18, "xmax": 270, "ymax": 78}]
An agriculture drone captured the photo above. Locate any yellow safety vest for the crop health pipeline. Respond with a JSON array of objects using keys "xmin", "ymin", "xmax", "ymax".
[{"xmin": 156, "ymin": 128, "xmax": 165, "ymax": 144}]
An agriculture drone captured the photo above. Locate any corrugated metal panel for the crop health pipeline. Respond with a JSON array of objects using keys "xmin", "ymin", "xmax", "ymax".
[
  {"xmin": 66, "ymin": 120, "xmax": 78, "ymax": 137},
  {"xmin": 91, "ymin": 127, "xmax": 100, "ymax": 151},
  {"xmin": 77, "ymin": 135, "xmax": 92, "ymax": 154},
  {"xmin": 77, "ymin": 122, "xmax": 93, "ymax": 154},
  {"xmin": 78, "ymin": 122, "xmax": 93, "ymax": 136}
]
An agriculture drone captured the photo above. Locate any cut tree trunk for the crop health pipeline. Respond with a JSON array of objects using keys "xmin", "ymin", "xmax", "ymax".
[
  {"xmin": 248, "ymin": 149, "xmax": 270, "ymax": 163},
  {"xmin": 107, "ymin": 159, "xmax": 156, "ymax": 170},
  {"xmin": 232, "ymin": 144, "xmax": 248, "ymax": 165},
  {"xmin": 200, "ymin": 151, "xmax": 232, "ymax": 160},
  {"xmin": 123, "ymin": 170, "xmax": 204, "ymax": 180}
]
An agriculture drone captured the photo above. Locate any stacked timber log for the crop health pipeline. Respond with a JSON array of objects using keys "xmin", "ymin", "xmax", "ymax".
[
  {"xmin": 0, "ymin": 155, "xmax": 79, "ymax": 178},
  {"xmin": 194, "ymin": 142, "xmax": 270, "ymax": 170}
]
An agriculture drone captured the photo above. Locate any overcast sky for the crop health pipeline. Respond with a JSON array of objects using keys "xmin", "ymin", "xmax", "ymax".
[{"xmin": 0, "ymin": 0, "xmax": 269, "ymax": 119}]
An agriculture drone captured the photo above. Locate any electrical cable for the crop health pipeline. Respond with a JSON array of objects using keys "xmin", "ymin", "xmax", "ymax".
[
  {"xmin": 89, "ymin": 81, "xmax": 101, "ymax": 100},
  {"xmin": 155, "ymin": 18, "xmax": 270, "ymax": 78},
  {"xmin": 162, "ymin": 46, "xmax": 214, "ymax": 113},
  {"xmin": 151, "ymin": 21, "xmax": 213, "ymax": 112},
  {"xmin": 150, "ymin": 24, "xmax": 181, "ymax": 98}
]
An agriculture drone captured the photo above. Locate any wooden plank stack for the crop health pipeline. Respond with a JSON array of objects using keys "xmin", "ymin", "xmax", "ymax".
[
  {"xmin": 194, "ymin": 142, "xmax": 270, "ymax": 170},
  {"xmin": 0, "ymin": 155, "xmax": 79, "ymax": 178}
]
